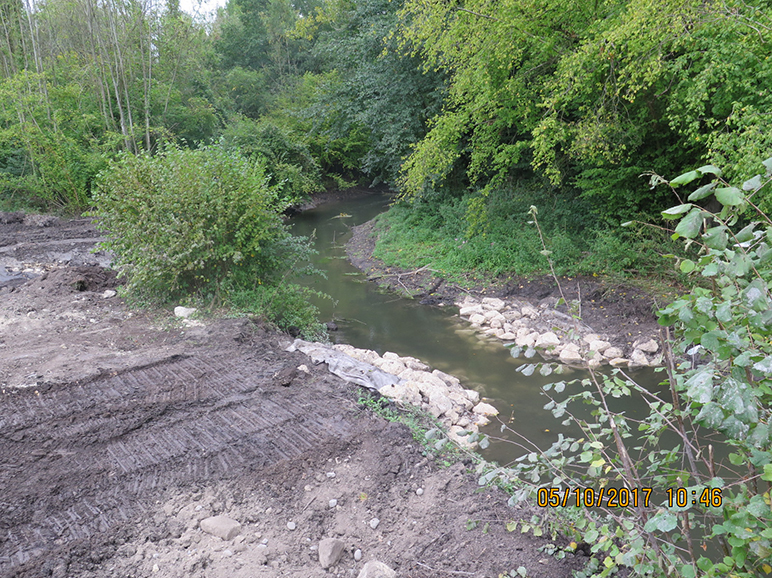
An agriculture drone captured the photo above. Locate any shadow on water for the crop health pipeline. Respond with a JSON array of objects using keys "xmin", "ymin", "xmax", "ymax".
[{"xmin": 290, "ymin": 192, "xmax": 667, "ymax": 464}]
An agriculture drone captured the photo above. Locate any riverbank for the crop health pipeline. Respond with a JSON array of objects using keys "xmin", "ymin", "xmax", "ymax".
[
  {"xmin": 0, "ymin": 210, "xmax": 589, "ymax": 578},
  {"xmin": 346, "ymin": 218, "xmax": 667, "ymax": 368}
]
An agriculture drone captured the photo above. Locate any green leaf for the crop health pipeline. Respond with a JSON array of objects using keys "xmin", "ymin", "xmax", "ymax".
[
  {"xmin": 506, "ymin": 521, "xmax": 518, "ymax": 532},
  {"xmin": 703, "ymin": 226, "xmax": 728, "ymax": 250},
  {"xmin": 753, "ymin": 356, "xmax": 772, "ymax": 374},
  {"xmin": 675, "ymin": 209, "xmax": 703, "ymax": 239},
  {"xmin": 715, "ymin": 187, "xmax": 743, "ymax": 206},
  {"xmin": 697, "ymin": 164, "xmax": 722, "ymax": 177},
  {"xmin": 763, "ymin": 156, "xmax": 772, "ymax": 177},
  {"xmin": 696, "ymin": 403, "xmax": 724, "ymax": 429},
  {"xmin": 735, "ymin": 223, "xmax": 756, "ymax": 243},
  {"xmin": 743, "ymin": 174, "xmax": 763, "ymax": 192},
  {"xmin": 762, "ymin": 464, "xmax": 772, "ymax": 482},
  {"xmin": 685, "ymin": 369, "xmax": 714, "ymax": 403},
  {"xmin": 644, "ymin": 511, "xmax": 678, "ymax": 533},
  {"xmin": 680, "ymin": 259, "xmax": 695, "ymax": 273},
  {"xmin": 681, "ymin": 564, "xmax": 696, "ymax": 578},
  {"xmin": 662, "ymin": 204, "xmax": 693, "ymax": 220},
  {"xmin": 688, "ymin": 182, "xmax": 717, "ymax": 201},
  {"xmin": 670, "ymin": 170, "xmax": 700, "ymax": 186}
]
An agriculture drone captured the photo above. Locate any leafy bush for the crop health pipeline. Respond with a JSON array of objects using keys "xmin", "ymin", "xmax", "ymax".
[
  {"xmin": 227, "ymin": 282, "xmax": 328, "ymax": 341},
  {"xmin": 221, "ymin": 116, "xmax": 323, "ymax": 205},
  {"xmin": 93, "ymin": 143, "xmax": 301, "ymax": 303},
  {"xmin": 483, "ymin": 156, "xmax": 772, "ymax": 578}
]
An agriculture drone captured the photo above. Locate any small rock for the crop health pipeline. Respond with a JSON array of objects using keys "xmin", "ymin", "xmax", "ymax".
[
  {"xmin": 603, "ymin": 346, "xmax": 624, "ymax": 359},
  {"xmin": 152, "ymin": 564, "xmax": 159, "ymax": 573},
  {"xmin": 473, "ymin": 402, "xmax": 499, "ymax": 416},
  {"xmin": 101, "ymin": 289, "xmax": 117, "ymax": 299},
  {"xmin": 535, "ymin": 332, "xmax": 561, "ymax": 348},
  {"xmin": 465, "ymin": 389, "xmax": 481, "ymax": 404},
  {"xmin": 357, "ymin": 560, "xmax": 397, "ymax": 578},
  {"xmin": 629, "ymin": 349, "xmax": 650, "ymax": 367},
  {"xmin": 369, "ymin": 518, "xmax": 380, "ymax": 529},
  {"xmin": 200, "ymin": 516, "xmax": 241, "ymax": 541},
  {"xmin": 329, "ymin": 499, "xmax": 338, "ymax": 508},
  {"xmin": 559, "ymin": 348, "xmax": 583, "ymax": 363},
  {"xmin": 481, "ymin": 297, "xmax": 506, "ymax": 309},
  {"xmin": 468, "ymin": 313, "xmax": 487, "ymax": 325},
  {"xmin": 609, "ymin": 357, "xmax": 630, "ymax": 367},
  {"xmin": 459, "ymin": 304, "xmax": 484, "ymax": 317},
  {"xmin": 354, "ymin": 549, "xmax": 363, "ymax": 561},
  {"xmin": 582, "ymin": 333, "xmax": 600, "ymax": 344},
  {"xmin": 287, "ymin": 521, "xmax": 296, "ymax": 530},
  {"xmin": 416, "ymin": 488, "xmax": 424, "ymax": 496},
  {"xmin": 318, "ymin": 538, "xmax": 346, "ymax": 569},
  {"xmin": 636, "ymin": 339, "xmax": 659, "ymax": 353},
  {"xmin": 304, "ymin": 485, "xmax": 313, "ymax": 492},
  {"xmin": 297, "ymin": 364, "xmax": 310, "ymax": 373},
  {"xmin": 326, "ymin": 321, "xmax": 338, "ymax": 331},
  {"xmin": 173, "ymin": 306, "xmax": 197, "ymax": 319},
  {"xmin": 326, "ymin": 471, "xmax": 336, "ymax": 478},
  {"xmin": 588, "ymin": 340, "xmax": 611, "ymax": 354}
]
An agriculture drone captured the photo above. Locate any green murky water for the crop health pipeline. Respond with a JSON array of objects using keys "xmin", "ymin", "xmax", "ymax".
[{"xmin": 291, "ymin": 192, "xmax": 663, "ymax": 464}]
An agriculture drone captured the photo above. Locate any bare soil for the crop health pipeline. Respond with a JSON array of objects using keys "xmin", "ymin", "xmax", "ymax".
[
  {"xmin": 0, "ymin": 213, "xmax": 590, "ymax": 578},
  {"xmin": 346, "ymin": 219, "xmax": 664, "ymax": 351}
]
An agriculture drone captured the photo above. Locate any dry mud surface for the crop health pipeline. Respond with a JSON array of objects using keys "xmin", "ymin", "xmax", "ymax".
[{"xmin": 0, "ymin": 213, "xmax": 589, "ymax": 578}]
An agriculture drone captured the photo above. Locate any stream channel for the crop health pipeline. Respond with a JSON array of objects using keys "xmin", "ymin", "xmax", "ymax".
[{"xmin": 291, "ymin": 191, "xmax": 662, "ymax": 465}]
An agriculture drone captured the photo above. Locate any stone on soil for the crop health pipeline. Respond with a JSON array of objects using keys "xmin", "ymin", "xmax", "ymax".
[
  {"xmin": 318, "ymin": 538, "xmax": 346, "ymax": 569},
  {"xmin": 357, "ymin": 560, "xmax": 397, "ymax": 578},
  {"xmin": 173, "ymin": 306, "xmax": 197, "ymax": 319},
  {"xmin": 199, "ymin": 515, "xmax": 241, "ymax": 540},
  {"xmin": 636, "ymin": 339, "xmax": 659, "ymax": 353}
]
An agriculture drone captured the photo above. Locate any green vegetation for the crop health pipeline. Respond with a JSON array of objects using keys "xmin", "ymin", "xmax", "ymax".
[
  {"xmin": 372, "ymin": 187, "xmax": 687, "ymax": 283},
  {"xmin": 479, "ymin": 158, "xmax": 772, "ymax": 578},
  {"xmin": 92, "ymin": 144, "xmax": 324, "ymax": 338}
]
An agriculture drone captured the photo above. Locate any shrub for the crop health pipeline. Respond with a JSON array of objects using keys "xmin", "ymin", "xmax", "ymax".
[{"xmin": 92, "ymin": 143, "xmax": 301, "ymax": 304}]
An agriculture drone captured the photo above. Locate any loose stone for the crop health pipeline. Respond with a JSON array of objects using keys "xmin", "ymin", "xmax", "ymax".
[
  {"xmin": 200, "ymin": 516, "xmax": 241, "ymax": 541},
  {"xmin": 603, "ymin": 346, "xmax": 624, "ymax": 359},
  {"xmin": 357, "ymin": 560, "xmax": 397, "ymax": 578},
  {"xmin": 416, "ymin": 488, "xmax": 424, "ymax": 496},
  {"xmin": 369, "ymin": 518, "xmax": 380, "ymax": 529},
  {"xmin": 287, "ymin": 521, "xmax": 296, "ymax": 531},
  {"xmin": 329, "ymin": 499, "xmax": 338, "ymax": 508},
  {"xmin": 318, "ymin": 538, "xmax": 346, "ymax": 569},
  {"xmin": 354, "ymin": 549, "xmax": 363, "ymax": 561},
  {"xmin": 473, "ymin": 402, "xmax": 499, "ymax": 416}
]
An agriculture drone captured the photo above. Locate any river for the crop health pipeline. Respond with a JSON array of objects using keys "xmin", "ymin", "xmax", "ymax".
[{"xmin": 290, "ymin": 191, "xmax": 662, "ymax": 464}]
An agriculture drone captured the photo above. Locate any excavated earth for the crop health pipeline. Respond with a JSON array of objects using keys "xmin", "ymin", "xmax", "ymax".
[{"xmin": 0, "ymin": 212, "xmax": 590, "ymax": 578}]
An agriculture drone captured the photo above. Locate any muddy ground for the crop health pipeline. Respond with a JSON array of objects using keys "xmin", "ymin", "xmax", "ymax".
[
  {"xmin": 346, "ymin": 220, "xmax": 664, "ymax": 352},
  {"xmin": 0, "ymin": 213, "xmax": 592, "ymax": 578}
]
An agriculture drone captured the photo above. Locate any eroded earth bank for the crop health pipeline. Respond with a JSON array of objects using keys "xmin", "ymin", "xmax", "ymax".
[{"xmin": 0, "ymin": 212, "xmax": 590, "ymax": 578}]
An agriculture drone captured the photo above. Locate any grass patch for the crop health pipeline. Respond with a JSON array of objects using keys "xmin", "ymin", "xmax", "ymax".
[{"xmin": 372, "ymin": 183, "xmax": 692, "ymax": 285}]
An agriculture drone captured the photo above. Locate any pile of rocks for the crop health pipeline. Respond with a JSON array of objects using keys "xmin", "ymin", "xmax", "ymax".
[
  {"xmin": 287, "ymin": 339, "xmax": 497, "ymax": 447},
  {"xmin": 332, "ymin": 343, "xmax": 497, "ymax": 447},
  {"xmin": 456, "ymin": 295, "xmax": 662, "ymax": 369}
]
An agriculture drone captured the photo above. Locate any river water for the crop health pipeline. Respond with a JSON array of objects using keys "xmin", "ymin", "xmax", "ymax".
[{"xmin": 291, "ymin": 192, "xmax": 661, "ymax": 464}]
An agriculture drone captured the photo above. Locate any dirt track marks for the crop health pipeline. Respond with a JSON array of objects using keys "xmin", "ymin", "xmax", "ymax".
[{"xmin": 0, "ymin": 353, "xmax": 352, "ymax": 572}]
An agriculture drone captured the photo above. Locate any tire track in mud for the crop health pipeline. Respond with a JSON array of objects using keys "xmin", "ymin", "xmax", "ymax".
[{"xmin": 0, "ymin": 353, "xmax": 354, "ymax": 573}]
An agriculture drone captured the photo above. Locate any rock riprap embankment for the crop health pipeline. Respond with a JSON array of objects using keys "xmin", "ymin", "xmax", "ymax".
[
  {"xmin": 286, "ymin": 339, "xmax": 496, "ymax": 447},
  {"xmin": 456, "ymin": 295, "xmax": 662, "ymax": 369}
]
